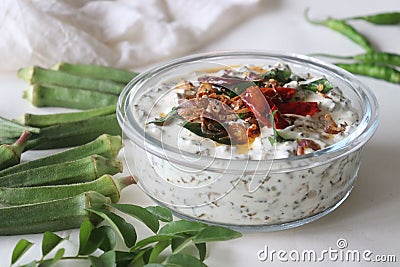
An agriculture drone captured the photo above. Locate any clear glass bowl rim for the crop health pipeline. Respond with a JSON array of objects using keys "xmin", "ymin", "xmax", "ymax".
[{"xmin": 117, "ymin": 50, "xmax": 379, "ymax": 173}]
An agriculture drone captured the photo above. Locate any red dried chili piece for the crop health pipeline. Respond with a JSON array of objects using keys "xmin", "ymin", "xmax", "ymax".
[
  {"xmin": 276, "ymin": 87, "xmax": 296, "ymax": 100},
  {"xmin": 296, "ymin": 139, "xmax": 321, "ymax": 155},
  {"xmin": 261, "ymin": 87, "xmax": 296, "ymax": 102},
  {"xmin": 271, "ymin": 106, "xmax": 291, "ymax": 129},
  {"xmin": 240, "ymin": 86, "xmax": 290, "ymax": 129},
  {"xmin": 277, "ymin": 102, "xmax": 321, "ymax": 116}
]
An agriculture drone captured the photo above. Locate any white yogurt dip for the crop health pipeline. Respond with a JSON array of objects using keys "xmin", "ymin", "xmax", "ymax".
[
  {"xmin": 129, "ymin": 63, "xmax": 361, "ymax": 226},
  {"xmin": 141, "ymin": 64, "xmax": 358, "ymax": 160}
]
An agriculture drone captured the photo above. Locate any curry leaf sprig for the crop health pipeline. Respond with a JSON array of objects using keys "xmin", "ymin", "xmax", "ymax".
[
  {"xmin": 147, "ymin": 107, "xmax": 180, "ymax": 126},
  {"xmin": 10, "ymin": 205, "xmax": 242, "ymax": 267}
]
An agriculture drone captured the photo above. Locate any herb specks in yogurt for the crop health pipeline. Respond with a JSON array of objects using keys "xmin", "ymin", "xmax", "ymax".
[{"xmin": 135, "ymin": 62, "xmax": 361, "ymax": 226}]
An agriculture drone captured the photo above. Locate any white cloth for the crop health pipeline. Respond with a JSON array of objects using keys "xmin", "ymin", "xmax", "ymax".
[{"xmin": 0, "ymin": 0, "xmax": 259, "ymax": 71}]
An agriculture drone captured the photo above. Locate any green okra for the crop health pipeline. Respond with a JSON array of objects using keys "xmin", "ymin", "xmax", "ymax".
[
  {"xmin": 0, "ymin": 138, "xmax": 16, "ymax": 146},
  {"xmin": 15, "ymin": 105, "xmax": 116, "ymax": 127},
  {"xmin": 26, "ymin": 113, "xmax": 121, "ymax": 150},
  {"xmin": 0, "ymin": 175, "xmax": 136, "ymax": 205},
  {"xmin": 0, "ymin": 154, "xmax": 123, "ymax": 188},
  {"xmin": 0, "ymin": 134, "xmax": 122, "ymax": 177},
  {"xmin": 0, "ymin": 191, "xmax": 110, "ymax": 235},
  {"xmin": 0, "ymin": 116, "xmax": 40, "ymax": 138},
  {"xmin": 23, "ymin": 84, "xmax": 118, "ymax": 109},
  {"xmin": 0, "ymin": 131, "xmax": 31, "ymax": 171},
  {"xmin": 52, "ymin": 62, "xmax": 138, "ymax": 84},
  {"xmin": 18, "ymin": 66, "xmax": 124, "ymax": 95}
]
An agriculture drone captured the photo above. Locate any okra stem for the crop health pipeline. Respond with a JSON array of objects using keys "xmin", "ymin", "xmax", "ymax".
[
  {"xmin": 0, "ymin": 134, "xmax": 122, "ymax": 177},
  {"xmin": 23, "ymin": 84, "xmax": 118, "ymax": 109},
  {"xmin": 18, "ymin": 66, "xmax": 124, "ymax": 95},
  {"xmin": 15, "ymin": 105, "xmax": 116, "ymax": 127},
  {"xmin": 116, "ymin": 175, "xmax": 137, "ymax": 191},
  {"xmin": 26, "ymin": 114, "xmax": 121, "ymax": 150},
  {"xmin": 0, "ymin": 131, "xmax": 31, "ymax": 171},
  {"xmin": 0, "ymin": 175, "xmax": 135, "ymax": 205},
  {"xmin": 51, "ymin": 62, "xmax": 138, "ymax": 84},
  {"xmin": 0, "ymin": 191, "xmax": 110, "ymax": 235},
  {"xmin": 0, "ymin": 116, "xmax": 40, "ymax": 138},
  {"xmin": 0, "ymin": 155, "xmax": 123, "ymax": 187}
]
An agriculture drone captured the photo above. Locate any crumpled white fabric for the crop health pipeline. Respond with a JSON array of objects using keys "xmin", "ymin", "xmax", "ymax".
[{"xmin": 0, "ymin": 0, "xmax": 259, "ymax": 71}]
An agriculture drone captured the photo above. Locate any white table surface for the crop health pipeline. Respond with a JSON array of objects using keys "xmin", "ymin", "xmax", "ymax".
[{"xmin": 1, "ymin": 0, "xmax": 399, "ymax": 266}]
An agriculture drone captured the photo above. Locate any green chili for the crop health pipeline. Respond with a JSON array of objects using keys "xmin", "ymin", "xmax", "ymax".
[
  {"xmin": 346, "ymin": 12, "xmax": 400, "ymax": 25},
  {"xmin": 335, "ymin": 63, "xmax": 400, "ymax": 84},
  {"xmin": 312, "ymin": 52, "xmax": 400, "ymax": 67},
  {"xmin": 304, "ymin": 8, "xmax": 374, "ymax": 52},
  {"xmin": 261, "ymin": 68, "xmax": 292, "ymax": 83},
  {"xmin": 299, "ymin": 77, "xmax": 333, "ymax": 93}
]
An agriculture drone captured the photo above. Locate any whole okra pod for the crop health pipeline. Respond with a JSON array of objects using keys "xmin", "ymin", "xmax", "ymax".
[
  {"xmin": 0, "ymin": 116, "xmax": 40, "ymax": 138},
  {"xmin": 0, "ymin": 154, "xmax": 123, "ymax": 187},
  {"xmin": 18, "ymin": 66, "xmax": 124, "ymax": 95},
  {"xmin": 0, "ymin": 191, "xmax": 110, "ymax": 235},
  {"xmin": 51, "ymin": 62, "xmax": 138, "ymax": 84},
  {"xmin": 15, "ymin": 105, "xmax": 116, "ymax": 127},
  {"xmin": 27, "ymin": 114, "xmax": 121, "ymax": 150},
  {"xmin": 0, "ymin": 134, "xmax": 122, "ymax": 177},
  {"xmin": 0, "ymin": 175, "xmax": 136, "ymax": 205},
  {"xmin": 23, "ymin": 84, "xmax": 118, "ymax": 109},
  {"xmin": 0, "ymin": 131, "xmax": 31, "ymax": 171}
]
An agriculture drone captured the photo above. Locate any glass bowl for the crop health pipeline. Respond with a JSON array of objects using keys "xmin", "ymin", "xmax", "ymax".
[{"xmin": 117, "ymin": 51, "xmax": 379, "ymax": 232}]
